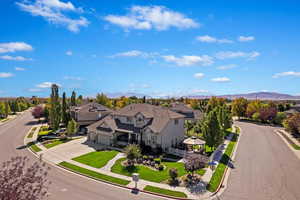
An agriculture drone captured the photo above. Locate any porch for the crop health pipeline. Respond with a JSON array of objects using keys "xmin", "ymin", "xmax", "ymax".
[{"xmin": 114, "ymin": 129, "xmax": 140, "ymax": 146}]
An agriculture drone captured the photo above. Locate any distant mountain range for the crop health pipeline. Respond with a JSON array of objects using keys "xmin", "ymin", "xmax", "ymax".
[
  {"xmin": 104, "ymin": 91, "xmax": 300, "ymax": 100},
  {"xmin": 106, "ymin": 92, "xmax": 151, "ymax": 98},
  {"xmin": 186, "ymin": 92, "xmax": 300, "ymax": 100}
]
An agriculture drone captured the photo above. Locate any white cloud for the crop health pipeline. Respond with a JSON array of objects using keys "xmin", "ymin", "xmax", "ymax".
[
  {"xmin": 16, "ymin": 0, "xmax": 89, "ymax": 33},
  {"xmin": 111, "ymin": 50, "xmax": 158, "ymax": 59},
  {"xmin": 104, "ymin": 5, "xmax": 199, "ymax": 31},
  {"xmin": 15, "ymin": 67, "xmax": 26, "ymax": 71},
  {"xmin": 64, "ymin": 76, "xmax": 83, "ymax": 80},
  {"xmin": 211, "ymin": 77, "xmax": 230, "ymax": 82},
  {"xmin": 66, "ymin": 50, "xmax": 72, "ymax": 56},
  {"xmin": 162, "ymin": 55, "xmax": 213, "ymax": 66},
  {"xmin": 238, "ymin": 36, "xmax": 255, "ymax": 42},
  {"xmin": 194, "ymin": 73, "xmax": 204, "ymax": 79},
  {"xmin": 196, "ymin": 35, "xmax": 233, "ymax": 44},
  {"xmin": 0, "ymin": 55, "xmax": 32, "ymax": 61},
  {"xmin": 0, "ymin": 72, "xmax": 14, "ymax": 78},
  {"xmin": 215, "ymin": 51, "xmax": 260, "ymax": 60},
  {"xmin": 28, "ymin": 88, "xmax": 43, "ymax": 92},
  {"xmin": 0, "ymin": 42, "xmax": 33, "ymax": 53},
  {"xmin": 217, "ymin": 64, "xmax": 237, "ymax": 70},
  {"xmin": 36, "ymin": 81, "xmax": 61, "ymax": 88},
  {"xmin": 272, "ymin": 71, "xmax": 300, "ymax": 78},
  {"xmin": 113, "ymin": 50, "xmax": 143, "ymax": 57}
]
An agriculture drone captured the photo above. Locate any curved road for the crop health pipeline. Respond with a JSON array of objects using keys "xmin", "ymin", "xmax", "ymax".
[
  {"xmin": 221, "ymin": 121, "xmax": 300, "ymax": 200},
  {"xmin": 0, "ymin": 111, "xmax": 165, "ymax": 200}
]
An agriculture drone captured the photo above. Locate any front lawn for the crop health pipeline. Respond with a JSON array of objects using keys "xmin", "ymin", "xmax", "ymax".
[
  {"xmin": 144, "ymin": 185, "xmax": 187, "ymax": 198},
  {"xmin": 73, "ymin": 151, "xmax": 119, "ymax": 168},
  {"xmin": 207, "ymin": 133, "xmax": 238, "ymax": 192},
  {"xmin": 111, "ymin": 158, "xmax": 205, "ymax": 183},
  {"xmin": 59, "ymin": 161, "xmax": 130, "ymax": 186}
]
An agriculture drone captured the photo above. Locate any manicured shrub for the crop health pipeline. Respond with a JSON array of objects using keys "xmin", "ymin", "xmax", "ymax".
[
  {"xmin": 283, "ymin": 113, "xmax": 300, "ymax": 134},
  {"xmin": 154, "ymin": 158, "xmax": 161, "ymax": 164},
  {"xmin": 252, "ymin": 112, "xmax": 260, "ymax": 121},
  {"xmin": 158, "ymin": 165, "xmax": 164, "ymax": 171}
]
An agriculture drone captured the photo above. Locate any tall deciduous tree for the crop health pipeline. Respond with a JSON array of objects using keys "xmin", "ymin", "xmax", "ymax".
[
  {"xmin": 96, "ymin": 93, "xmax": 111, "ymax": 107},
  {"xmin": 4, "ymin": 102, "xmax": 11, "ymax": 118},
  {"xmin": 61, "ymin": 92, "xmax": 69, "ymax": 126},
  {"xmin": 231, "ymin": 98, "xmax": 248, "ymax": 119},
  {"xmin": 49, "ymin": 84, "xmax": 61, "ymax": 131},
  {"xmin": 67, "ymin": 119, "xmax": 77, "ymax": 136},
  {"xmin": 70, "ymin": 91, "xmax": 76, "ymax": 106}
]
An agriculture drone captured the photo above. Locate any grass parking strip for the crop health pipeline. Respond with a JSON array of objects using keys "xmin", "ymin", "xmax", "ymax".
[
  {"xmin": 59, "ymin": 161, "xmax": 130, "ymax": 186},
  {"xmin": 144, "ymin": 185, "xmax": 187, "ymax": 198},
  {"xmin": 207, "ymin": 133, "xmax": 238, "ymax": 193},
  {"xmin": 27, "ymin": 142, "xmax": 42, "ymax": 152},
  {"xmin": 27, "ymin": 127, "xmax": 37, "ymax": 138},
  {"xmin": 280, "ymin": 131, "xmax": 300, "ymax": 150}
]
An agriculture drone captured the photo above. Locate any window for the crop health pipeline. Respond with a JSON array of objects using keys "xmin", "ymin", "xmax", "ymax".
[
  {"xmin": 126, "ymin": 117, "xmax": 132, "ymax": 123},
  {"xmin": 174, "ymin": 119, "xmax": 178, "ymax": 125}
]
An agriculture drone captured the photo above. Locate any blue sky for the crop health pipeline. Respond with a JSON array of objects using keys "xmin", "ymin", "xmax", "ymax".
[{"xmin": 1, "ymin": 0, "xmax": 300, "ymax": 97}]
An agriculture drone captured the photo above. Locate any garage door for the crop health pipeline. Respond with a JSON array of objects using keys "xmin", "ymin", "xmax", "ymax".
[{"xmin": 98, "ymin": 135, "xmax": 110, "ymax": 145}]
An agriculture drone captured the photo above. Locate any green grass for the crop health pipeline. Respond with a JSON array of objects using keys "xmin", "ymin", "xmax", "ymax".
[
  {"xmin": 59, "ymin": 161, "xmax": 130, "ymax": 185},
  {"xmin": 280, "ymin": 132, "xmax": 300, "ymax": 150},
  {"xmin": 144, "ymin": 185, "xmax": 187, "ymax": 198},
  {"xmin": 207, "ymin": 133, "xmax": 238, "ymax": 192},
  {"xmin": 27, "ymin": 127, "xmax": 37, "ymax": 138},
  {"xmin": 43, "ymin": 139, "xmax": 68, "ymax": 149},
  {"xmin": 27, "ymin": 142, "xmax": 42, "ymax": 152},
  {"xmin": 111, "ymin": 158, "xmax": 205, "ymax": 183},
  {"xmin": 72, "ymin": 151, "xmax": 119, "ymax": 168},
  {"xmin": 38, "ymin": 130, "xmax": 52, "ymax": 136}
]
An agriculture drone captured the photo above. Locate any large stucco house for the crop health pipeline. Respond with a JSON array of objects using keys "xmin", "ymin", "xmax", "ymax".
[
  {"xmin": 87, "ymin": 103, "xmax": 185, "ymax": 152},
  {"xmin": 70, "ymin": 102, "xmax": 112, "ymax": 133}
]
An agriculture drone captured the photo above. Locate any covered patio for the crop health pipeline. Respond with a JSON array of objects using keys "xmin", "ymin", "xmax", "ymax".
[{"xmin": 183, "ymin": 136, "xmax": 206, "ymax": 153}]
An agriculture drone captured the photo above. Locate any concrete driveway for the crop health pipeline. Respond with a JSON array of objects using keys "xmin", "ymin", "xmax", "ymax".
[
  {"xmin": 41, "ymin": 137, "xmax": 95, "ymax": 164},
  {"xmin": 220, "ymin": 121, "xmax": 300, "ymax": 200}
]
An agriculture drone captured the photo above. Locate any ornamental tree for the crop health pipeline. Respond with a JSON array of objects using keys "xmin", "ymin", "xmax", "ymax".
[{"xmin": 0, "ymin": 156, "xmax": 51, "ymax": 200}]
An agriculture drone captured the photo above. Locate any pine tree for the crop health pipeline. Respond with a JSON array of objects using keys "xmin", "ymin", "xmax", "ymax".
[
  {"xmin": 70, "ymin": 91, "xmax": 76, "ymax": 106},
  {"xmin": 49, "ymin": 84, "xmax": 61, "ymax": 131}
]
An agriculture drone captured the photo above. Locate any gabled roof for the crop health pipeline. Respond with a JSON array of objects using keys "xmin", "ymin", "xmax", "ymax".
[
  {"xmin": 70, "ymin": 102, "xmax": 113, "ymax": 113},
  {"xmin": 170, "ymin": 103, "xmax": 204, "ymax": 120},
  {"xmin": 88, "ymin": 104, "xmax": 185, "ymax": 134}
]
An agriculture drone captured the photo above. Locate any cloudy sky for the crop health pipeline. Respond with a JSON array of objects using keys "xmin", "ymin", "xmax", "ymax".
[{"xmin": 1, "ymin": 0, "xmax": 300, "ymax": 97}]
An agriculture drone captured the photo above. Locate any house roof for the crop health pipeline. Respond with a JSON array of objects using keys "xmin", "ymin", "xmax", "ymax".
[
  {"xmin": 70, "ymin": 102, "xmax": 113, "ymax": 113},
  {"xmin": 88, "ymin": 104, "xmax": 185, "ymax": 134},
  {"xmin": 170, "ymin": 103, "xmax": 204, "ymax": 120}
]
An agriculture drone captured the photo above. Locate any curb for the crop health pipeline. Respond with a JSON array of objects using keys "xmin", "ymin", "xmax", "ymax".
[{"xmin": 208, "ymin": 125, "xmax": 242, "ymax": 199}]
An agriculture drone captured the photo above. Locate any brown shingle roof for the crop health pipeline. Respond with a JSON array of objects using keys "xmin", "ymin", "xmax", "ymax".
[{"xmin": 88, "ymin": 104, "xmax": 185, "ymax": 134}]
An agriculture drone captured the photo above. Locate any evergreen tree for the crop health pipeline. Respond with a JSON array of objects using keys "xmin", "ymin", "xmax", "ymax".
[
  {"xmin": 49, "ymin": 84, "xmax": 61, "ymax": 131},
  {"xmin": 202, "ymin": 109, "xmax": 223, "ymax": 150},
  {"xmin": 70, "ymin": 91, "xmax": 76, "ymax": 106},
  {"xmin": 61, "ymin": 92, "xmax": 69, "ymax": 126}
]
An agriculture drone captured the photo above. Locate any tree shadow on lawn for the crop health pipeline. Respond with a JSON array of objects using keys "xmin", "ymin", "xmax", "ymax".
[
  {"xmin": 219, "ymin": 154, "xmax": 235, "ymax": 169},
  {"xmin": 123, "ymin": 165, "xmax": 139, "ymax": 174}
]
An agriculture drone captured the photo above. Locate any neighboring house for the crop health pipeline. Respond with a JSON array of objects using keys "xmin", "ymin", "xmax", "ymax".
[
  {"xmin": 70, "ymin": 102, "xmax": 113, "ymax": 133},
  {"xmin": 170, "ymin": 103, "xmax": 204, "ymax": 122},
  {"xmin": 87, "ymin": 104, "xmax": 185, "ymax": 152},
  {"xmin": 285, "ymin": 104, "xmax": 300, "ymax": 116}
]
